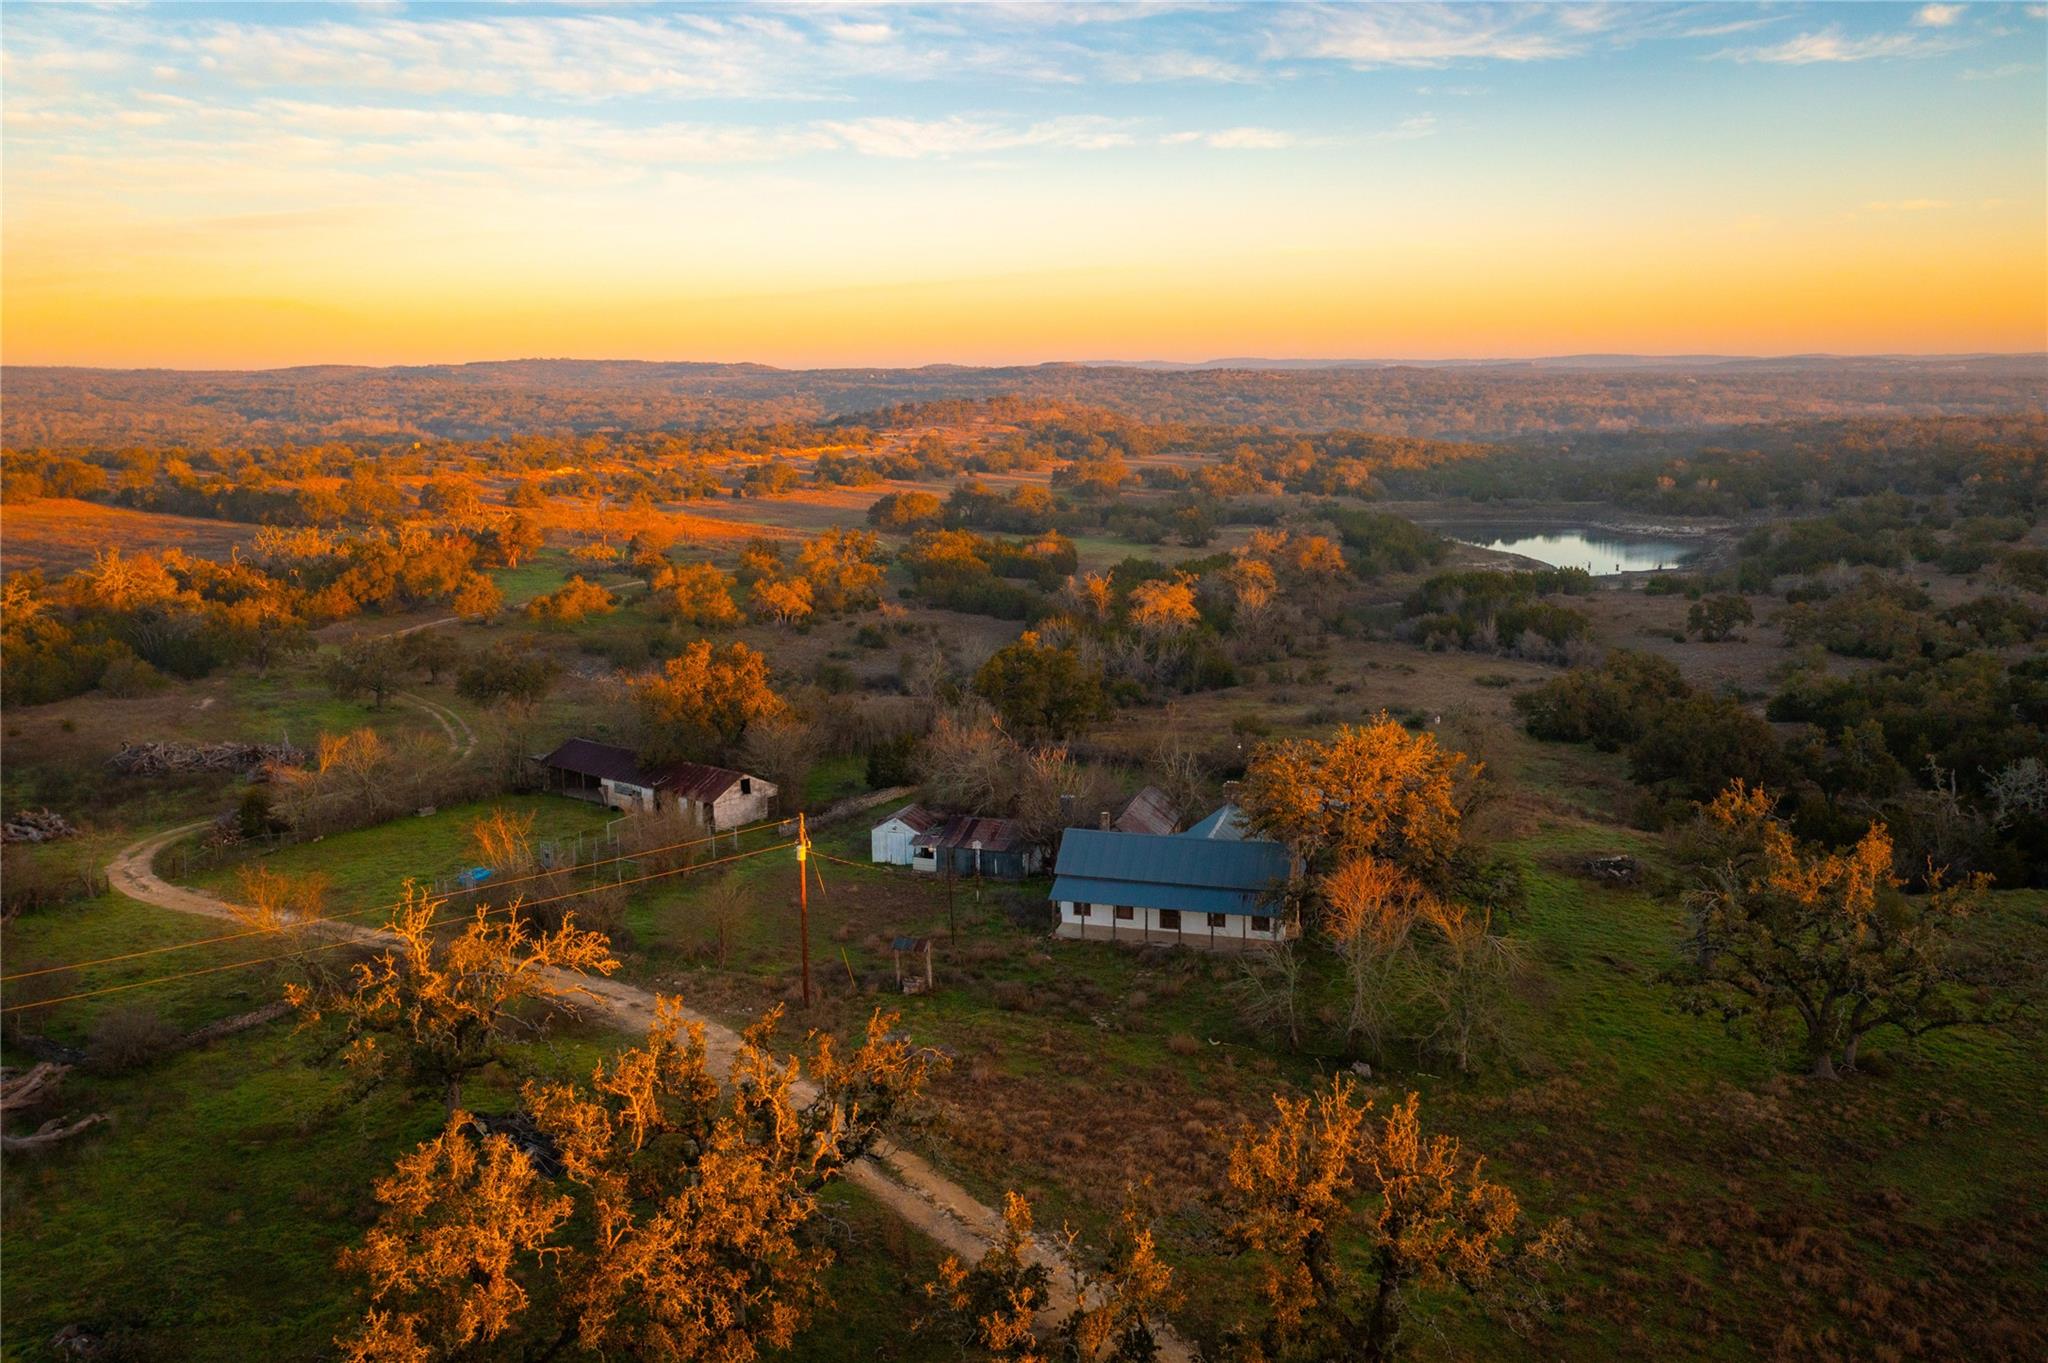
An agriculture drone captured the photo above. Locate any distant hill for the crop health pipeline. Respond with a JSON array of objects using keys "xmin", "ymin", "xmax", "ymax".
[{"xmin": 3, "ymin": 355, "xmax": 2042, "ymax": 448}]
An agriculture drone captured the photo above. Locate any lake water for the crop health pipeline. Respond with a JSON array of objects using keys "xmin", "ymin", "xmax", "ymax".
[{"xmin": 1444, "ymin": 525, "xmax": 1699, "ymax": 575}]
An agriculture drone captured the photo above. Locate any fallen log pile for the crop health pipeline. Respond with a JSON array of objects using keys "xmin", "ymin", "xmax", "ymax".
[
  {"xmin": 0, "ymin": 1063, "xmax": 109, "ymax": 1156},
  {"xmin": 1, "ymin": 809, "xmax": 77, "ymax": 843},
  {"xmin": 107, "ymin": 740, "xmax": 306, "ymax": 777}
]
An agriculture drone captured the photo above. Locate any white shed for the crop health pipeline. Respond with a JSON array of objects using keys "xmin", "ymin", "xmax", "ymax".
[{"xmin": 871, "ymin": 802, "xmax": 941, "ymax": 867}]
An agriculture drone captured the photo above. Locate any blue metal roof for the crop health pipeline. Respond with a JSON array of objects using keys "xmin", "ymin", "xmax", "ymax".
[
  {"xmin": 1049, "ymin": 828, "xmax": 1289, "ymax": 916},
  {"xmin": 1181, "ymin": 803, "xmax": 1250, "ymax": 841}
]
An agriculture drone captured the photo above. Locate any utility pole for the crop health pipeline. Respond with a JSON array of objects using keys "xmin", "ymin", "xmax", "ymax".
[
  {"xmin": 945, "ymin": 853, "xmax": 956, "ymax": 946},
  {"xmin": 796, "ymin": 812, "xmax": 812, "ymax": 1008}
]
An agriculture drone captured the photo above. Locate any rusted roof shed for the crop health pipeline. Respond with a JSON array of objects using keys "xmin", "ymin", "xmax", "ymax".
[
  {"xmin": 657, "ymin": 760, "xmax": 748, "ymax": 802},
  {"xmin": 913, "ymin": 815, "xmax": 1030, "ymax": 853},
  {"xmin": 1113, "ymin": 786, "xmax": 1181, "ymax": 836},
  {"xmin": 882, "ymin": 802, "xmax": 945, "ymax": 835}
]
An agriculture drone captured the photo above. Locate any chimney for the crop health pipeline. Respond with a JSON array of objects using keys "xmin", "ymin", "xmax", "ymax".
[
  {"xmin": 1221, "ymin": 779, "xmax": 1242, "ymax": 802},
  {"xmin": 1059, "ymin": 794, "xmax": 1075, "ymax": 824},
  {"xmin": 1098, "ymin": 808, "xmax": 1111, "ymax": 830}
]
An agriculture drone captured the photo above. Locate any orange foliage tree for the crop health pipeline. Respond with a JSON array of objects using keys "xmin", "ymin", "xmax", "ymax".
[
  {"xmin": 524, "ymin": 575, "xmax": 616, "ymax": 627},
  {"xmin": 920, "ymin": 1187, "xmax": 1178, "ymax": 1363},
  {"xmin": 1239, "ymin": 715, "xmax": 1473, "ymax": 884},
  {"xmin": 293, "ymin": 882, "xmax": 618, "ymax": 1112},
  {"xmin": 628, "ymin": 640, "xmax": 787, "ymax": 764},
  {"xmin": 1126, "ymin": 574, "xmax": 1201, "ymax": 641},
  {"xmin": 1319, "ymin": 858, "xmax": 1430, "ymax": 1059},
  {"xmin": 796, "ymin": 527, "xmax": 886, "ymax": 613},
  {"xmin": 749, "ymin": 574, "xmax": 815, "ymax": 626},
  {"xmin": 340, "ymin": 1115, "xmax": 573, "ymax": 1363},
  {"xmin": 651, "ymin": 561, "xmax": 743, "ymax": 627},
  {"xmin": 1668, "ymin": 781, "xmax": 2009, "ymax": 1078},
  {"xmin": 1222, "ymin": 1080, "xmax": 1570, "ymax": 1363},
  {"xmin": 469, "ymin": 806, "xmax": 538, "ymax": 876},
  {"xmin": 339, "ymin": 1000, "xmax": 938, "ymax": 1363}
]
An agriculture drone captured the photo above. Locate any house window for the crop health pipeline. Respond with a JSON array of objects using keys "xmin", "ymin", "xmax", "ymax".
[
  {"xmin": 1159, "ymin": 910, "xmax": 1181, "ymax": 930},
  {"xmin": 1074, "ymin": 903, "xmax": 1091, "ymax": 918},
  {"xmin": 1251, "ymin": 915, "xmax": 1276, "ymax": 935},
  {"xmin": 1208, "ymin": 913, "xmax": 1228, "ymax": 928},
  {"xmin": 740, "ymin": 778, "xmax": 752, "ymax": 795},
  {"xmin": 1114, "ymin": 906, "xmax": 1135, "ymax": 921}
]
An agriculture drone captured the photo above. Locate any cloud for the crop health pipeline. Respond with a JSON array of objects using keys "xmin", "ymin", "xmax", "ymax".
[
  {"xmin": 1678, "ymin": 16, "xmax": 1785, "ymax": 39},
  {"xmin": 1267, "ymin": 4, "xmax": 1585, "ymax": 68},
  {"xmin": 1864, "ymin": 198, "xmax": 1950, "ymax": 212},
  {"xmin": 1913, "ymin": 4, "xmax": 1964, "ymax": 27},
  {"xmin": 813, "ymin": 115, "xmax": 1135, "ymax": 159},
  {"xmin": 1962, "ymin": 61, "xmax": 2038, "ymax": 79},
  {"xmin": 822, "ymin": 19, "xmax": 894, "ymax": 45},
  {"xmin": 1179, "ymin": 125, "xmax": 1286, "ymax": 149},
  {"xmin": 1370, "ymin": 113, "xmax": 1439, "ymax": 142},
  {"xmin": 1716, "ymin": 26, "xmax": 1957, "ymax": 64},
  {"xmin": 1097, "ymin": 50, "xmax": 1259, "ymax": 83},
  {"xmin": 1161, "ymin": 115, "xmax": 1430, "ymax": 150}
]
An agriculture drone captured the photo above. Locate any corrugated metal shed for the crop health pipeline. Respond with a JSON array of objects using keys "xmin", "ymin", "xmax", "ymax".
[
  {"xmin": 913, "ymin": 815, "xmax": 1030, "ymax": 853},
  {"xmin": 1181, "ymin": 803, "xmax": 1251, "ymax": 841},
  {"xmin": 877, "ymin": 802, "xmax": 943, "ymax": 834},
  {"xmin": 658, "ymin": 760, "xmax": 745, "ymax": 802},
  {"xmin": 536, "ymin": 739, "xmax": 747, "ymax": 800},
  {"xmin": 1113, "ymin": 786, "xmax": 1181, "ymax": 836},
  {"xmin": 1050, "ymin": 827, "xmax": 1288, "ymax": 916},
  {"xmin": 538, "ymin": 738, "xmax": 644, "ymax": 784}
]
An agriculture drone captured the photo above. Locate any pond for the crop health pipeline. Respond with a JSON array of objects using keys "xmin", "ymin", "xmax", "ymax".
[{"xmin": 1443, "ymin": 525, "xmax": 1700, "ymax": 575}]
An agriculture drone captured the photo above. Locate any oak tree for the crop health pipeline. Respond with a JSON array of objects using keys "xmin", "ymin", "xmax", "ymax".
[
  {"xmin": 1239, "ymin": 715, "xmax": 1474, "ymax": 882},
  {"xmin": 1667, "ymin": 782, "xmax": 2009, "ymax": 1078},
  {"xmin": 1223, "ymin": 1080, "xmax": 1569, "ymax": 1363}
]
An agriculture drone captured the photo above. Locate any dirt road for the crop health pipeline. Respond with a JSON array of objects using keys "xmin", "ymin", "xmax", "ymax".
[{"xmin": 101, "ymin": 822, "xmax": 1189, "ymax": 1356}]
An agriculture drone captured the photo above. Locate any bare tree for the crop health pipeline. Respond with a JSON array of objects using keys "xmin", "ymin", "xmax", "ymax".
[
  {"xmin": 741, "ymin": 713, "xmax": 822, "ymax": 815},
  {"xmin": 1232, "ymin": 939, "xmax": 1307, "ymax": 1052}
]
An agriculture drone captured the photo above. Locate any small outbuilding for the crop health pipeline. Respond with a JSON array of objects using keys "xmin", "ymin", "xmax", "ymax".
[
  {"xmin": 1112, "ymin": 785, "xmax": 1181, "ymax": 836},
  {"xmin": 871, "ymin": 802, "xmax": 943, "ymax": 868},
  {"xmin": 912, "ymin": 815, "xmax": 1041, "ymax": 879},
  {"xmin": 535, "ymin": 738, "xmax": 776, "ymax": 828}
]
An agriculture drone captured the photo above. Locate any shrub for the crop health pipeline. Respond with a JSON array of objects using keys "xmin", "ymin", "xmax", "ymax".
[{"xmin": 85, "ymin": 1004, "xmax": 181, "ymax": 1074}]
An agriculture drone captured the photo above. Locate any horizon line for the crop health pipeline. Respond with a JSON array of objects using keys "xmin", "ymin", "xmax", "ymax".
[{"xmin": 7, "ymin": 350, "xmax": 2046, "ymax": 377}]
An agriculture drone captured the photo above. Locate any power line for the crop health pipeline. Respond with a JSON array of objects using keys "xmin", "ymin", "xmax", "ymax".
[
  {"xmin": 3, "ymin": 814, "xmax": 790, "ymax": 985},
  {"xmin": 1, "ymin": 839, "xmax": 795, "ymax": 1016}
]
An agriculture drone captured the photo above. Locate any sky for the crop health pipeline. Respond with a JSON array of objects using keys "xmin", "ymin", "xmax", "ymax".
[{"xmin": 2, "ymin": 1, "xmax": 2044, "ymax": 369}]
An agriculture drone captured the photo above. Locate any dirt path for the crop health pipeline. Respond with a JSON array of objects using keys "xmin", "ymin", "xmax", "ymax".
[
  {"xmin": 101, "ymin": 823, "xmax": 1187, "ymax": 1356},
  {"xmin": 395, "ymin": 690, "xmax": 477, "ymax": 758}
]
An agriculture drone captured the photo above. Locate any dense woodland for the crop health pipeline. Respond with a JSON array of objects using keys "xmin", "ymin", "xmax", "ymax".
[
  {"xmin": 4, "ymin": 356, "xmax": 2042, "ymax": 446},
  {"xmin": 2, "ymin": 364, "xmax": 2045, "ymax": 1363}
]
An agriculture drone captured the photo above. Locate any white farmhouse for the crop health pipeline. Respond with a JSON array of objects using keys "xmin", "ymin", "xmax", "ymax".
[{"xmin": 1049, "ymin": 818, "xmax": 1293, "ymax": 950}]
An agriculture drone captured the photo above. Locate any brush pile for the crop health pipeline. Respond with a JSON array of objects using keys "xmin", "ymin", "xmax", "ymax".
[
  {"xmin": 1, "ymin": 809, "xmax": 77, "ymax": 844},
  {"xmin": 107, "ymin": 740, "xmax": 306, "ymax": 776}
]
